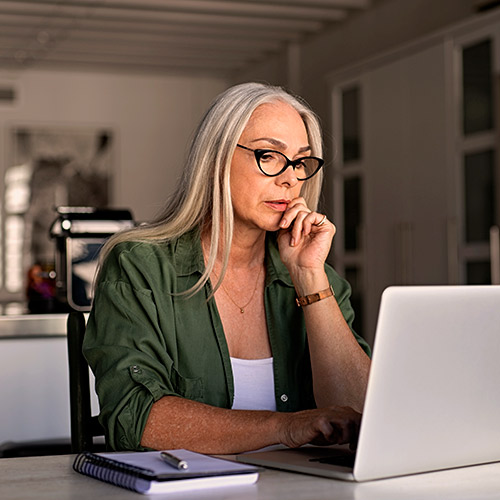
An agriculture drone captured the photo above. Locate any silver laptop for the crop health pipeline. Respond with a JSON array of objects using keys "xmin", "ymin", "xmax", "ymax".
[{"xmin": 237, "ymin": 286, "xmax": 500, "ymax": 481}]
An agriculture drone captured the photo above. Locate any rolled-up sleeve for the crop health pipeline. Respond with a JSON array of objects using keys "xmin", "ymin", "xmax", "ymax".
[{"xmin": 83, "ymin": 243, "xmax": 202, "ymax": 451}]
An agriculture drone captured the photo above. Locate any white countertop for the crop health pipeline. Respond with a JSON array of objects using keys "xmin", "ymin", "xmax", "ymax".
[
  {"xmin": 2, "ymin": 454, "xmax": 500, "ymax": 500},
  {"xmin": 0, "ymin": 313, "xmax": 69, "ymax": 338}
]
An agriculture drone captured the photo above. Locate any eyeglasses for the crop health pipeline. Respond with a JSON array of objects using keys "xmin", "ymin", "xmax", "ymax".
[{"xmin": 236, "ymin": 144, "xmax": 324, "ymax": 181}]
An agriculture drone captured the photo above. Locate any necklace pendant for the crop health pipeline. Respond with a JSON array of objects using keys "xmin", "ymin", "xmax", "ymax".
[{"xmin": 240, "ymin": 308, "xmax": 244, "ymax": 314}]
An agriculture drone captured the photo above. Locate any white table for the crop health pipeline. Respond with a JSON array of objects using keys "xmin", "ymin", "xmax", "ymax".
[{"xmin": 1, "ymin": 454, "xmax": 500, "ymax": 500}]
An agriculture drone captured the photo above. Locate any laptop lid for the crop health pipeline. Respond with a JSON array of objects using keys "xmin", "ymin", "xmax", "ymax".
[
  {"xmin": 354, "ymin": 285, "xmax": 500, "ymax": 480},
  {"xmin": 237, "ymin": 286, "xmax": 500, "ymax": 481}
]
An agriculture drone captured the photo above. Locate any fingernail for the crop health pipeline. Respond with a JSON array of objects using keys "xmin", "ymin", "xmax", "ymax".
[
  {"xmin": 280, "ymin": 219, "xmax": 287, "ymax": 228},
  {"xmin": 290, "ymin": 237, "xmax": 295, "ymax": 246}
]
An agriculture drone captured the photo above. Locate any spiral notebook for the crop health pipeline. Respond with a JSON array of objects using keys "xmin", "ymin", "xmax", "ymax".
[{"xmin": 73, "ymin": 449, "xmax": 259, "ymax": 494}]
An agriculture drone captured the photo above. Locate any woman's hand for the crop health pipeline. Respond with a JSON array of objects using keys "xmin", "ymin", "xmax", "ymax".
[
  {"xmin": 277, "ymin": 197, "xmax": 335, "ymax": 274},
  {"xmin": 278, "ymin": 406, "xmax": 362, "ymax": 451}
]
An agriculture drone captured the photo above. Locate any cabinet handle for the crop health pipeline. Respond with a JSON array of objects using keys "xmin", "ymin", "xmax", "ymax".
[{"xmin": 490, "ymin": 226, "xmax": 500, "ymax": 285}]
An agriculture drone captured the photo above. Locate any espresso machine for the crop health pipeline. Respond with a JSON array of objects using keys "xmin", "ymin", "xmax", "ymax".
[{"xmin": 50, "ymin": 206, "xmax": 134, "ymax": 312}]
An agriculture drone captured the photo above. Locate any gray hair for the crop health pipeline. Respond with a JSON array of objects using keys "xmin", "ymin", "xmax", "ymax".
[{"xmin": 98, "ymin": 82, "xmax": 324, "ymax": 295}]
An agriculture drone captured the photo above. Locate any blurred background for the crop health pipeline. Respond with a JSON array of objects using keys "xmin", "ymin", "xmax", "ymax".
[{"xmin": 0, "ymin": 0, "xmax": 499, "ymax": 343}]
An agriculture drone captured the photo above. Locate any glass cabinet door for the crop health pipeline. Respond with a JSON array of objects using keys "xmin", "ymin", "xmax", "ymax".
[
  {"xmin": 460, "ymin": 38, "xmax": 499, "ymax": 284},
  {"xmin": 332, "ymin": 84, "xmax": 366, "ymax": 339}
]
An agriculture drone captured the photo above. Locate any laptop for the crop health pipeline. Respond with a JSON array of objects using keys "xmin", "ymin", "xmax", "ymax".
[{"xmin": 237, "ymin": 286, "xmax": 500, "ymax": 481}]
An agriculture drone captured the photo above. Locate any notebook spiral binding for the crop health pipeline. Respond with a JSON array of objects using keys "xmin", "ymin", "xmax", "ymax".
[{"xmin": 73, "ymin": 451, "xmax": 153, "ymax": 493}]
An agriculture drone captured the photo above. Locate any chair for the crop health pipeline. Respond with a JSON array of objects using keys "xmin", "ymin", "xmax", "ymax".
[{"xmin": 67, "ymin": 311, "xmax": 105, "ymax": 453}]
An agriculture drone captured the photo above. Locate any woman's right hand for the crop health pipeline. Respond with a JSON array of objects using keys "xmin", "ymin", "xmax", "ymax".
[
  {"xmin": 141, "ymin": 396, "xmax": 362, "ymax": 454},
  {"xmin": 277, "ymin": 406, "xmax": 362, "ymax": 451}
]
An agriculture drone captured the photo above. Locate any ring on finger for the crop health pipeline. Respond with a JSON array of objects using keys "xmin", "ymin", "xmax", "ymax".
[{"xmin": 316, "ymin": 214, "xmax": 327, "ymax": 227}]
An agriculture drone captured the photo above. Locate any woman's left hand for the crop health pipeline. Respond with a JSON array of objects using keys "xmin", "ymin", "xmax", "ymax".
[{"xmin": 277, "ymin": 197, "xmax": 336, "ymax": 273}]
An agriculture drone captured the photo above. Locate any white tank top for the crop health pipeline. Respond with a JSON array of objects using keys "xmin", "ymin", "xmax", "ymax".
[{"xmin": 230, "ymin": 357, "xmax": 277, "ymax": 411}]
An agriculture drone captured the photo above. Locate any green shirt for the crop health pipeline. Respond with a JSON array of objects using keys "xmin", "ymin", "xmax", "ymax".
[{"xmin": 84, "ymin": 229, "xmax": 370, "ymax": 451}]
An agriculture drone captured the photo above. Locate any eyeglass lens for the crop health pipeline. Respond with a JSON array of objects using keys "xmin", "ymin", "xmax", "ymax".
[{"xmin": 256, "ymin": 150, "xmax": 321, "ymax": 180}]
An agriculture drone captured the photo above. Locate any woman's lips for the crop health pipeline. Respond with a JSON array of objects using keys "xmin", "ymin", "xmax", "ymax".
[{"xmin": 265, "ymin": 200, "xmax": 289, "ymax": 212}]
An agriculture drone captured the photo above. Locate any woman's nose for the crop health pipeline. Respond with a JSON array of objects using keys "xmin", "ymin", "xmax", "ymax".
[{"xmin": 276, "ymin": 165, "xmax": 299, "ymax": 187}]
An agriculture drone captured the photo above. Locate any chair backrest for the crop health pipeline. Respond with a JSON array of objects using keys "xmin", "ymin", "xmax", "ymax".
[{"xmin": 67, "ymin": 311, "xmax": 105, "ymax": 453}]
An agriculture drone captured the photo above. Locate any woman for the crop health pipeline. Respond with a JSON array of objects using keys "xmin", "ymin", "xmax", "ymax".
[{"xmin": 84, "ymin": 82, "xmax": 371, "ymax": 454}]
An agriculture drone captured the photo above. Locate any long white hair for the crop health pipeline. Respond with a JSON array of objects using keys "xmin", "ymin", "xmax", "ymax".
[{"xmin": 98, "ymin": 82, "xmax": 324, "ymax": 295}]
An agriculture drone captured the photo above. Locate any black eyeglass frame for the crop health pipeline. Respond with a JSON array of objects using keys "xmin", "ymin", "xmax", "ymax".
[{"xmin": 236, "ymin": 144, "xmax": 324, "ymax": 181}]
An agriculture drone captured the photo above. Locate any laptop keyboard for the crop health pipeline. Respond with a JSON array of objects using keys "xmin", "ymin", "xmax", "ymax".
[{"xmin": 309, "ymin": 449, "xmax": 356, "ymax": 469}]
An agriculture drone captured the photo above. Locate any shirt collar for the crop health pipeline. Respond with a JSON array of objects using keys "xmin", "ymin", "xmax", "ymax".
[
  {"xmin": 173, "ymin": 228, "xmax": 206, "ymax": 277},
  {"xmin": 172, "ymin": 228, "xmax": 294, "ymax": 288},
  {"xmin": 265, "ymin": 232, "xmax": 294, "ymax": 288}
]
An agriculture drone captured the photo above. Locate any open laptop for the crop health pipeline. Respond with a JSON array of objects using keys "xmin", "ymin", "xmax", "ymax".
[{"xmin": 237, "ymin": 286, "xmax": 500, "ymax": 481}]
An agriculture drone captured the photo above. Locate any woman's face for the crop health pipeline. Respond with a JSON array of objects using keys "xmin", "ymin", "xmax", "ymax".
[{"xmin": 230, "ymin": 101, "xmax": 310, "ymax": 233}]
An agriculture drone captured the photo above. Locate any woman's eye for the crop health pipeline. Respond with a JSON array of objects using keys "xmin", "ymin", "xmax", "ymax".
[{"xmin": 260, "ymin": 152, "xmax": 277, "ymax": 162}]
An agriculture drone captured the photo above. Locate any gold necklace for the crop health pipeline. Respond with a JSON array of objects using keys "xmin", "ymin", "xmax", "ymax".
[{"xmin": 215, "ymin": 265, "xmax": 263, "ymax": 314}]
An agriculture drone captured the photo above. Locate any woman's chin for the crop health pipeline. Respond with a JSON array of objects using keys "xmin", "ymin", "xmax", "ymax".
[
  {"xmin": 233, "ymin": 214, "xmax": 283, "ymax": 233},
  {"xmin": 259, "ymin": 217, "xmax": 283, "ymax": 232}
]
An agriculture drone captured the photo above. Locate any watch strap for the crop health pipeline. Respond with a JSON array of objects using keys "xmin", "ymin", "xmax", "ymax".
[{"xmin": 296, "ymin": 285, "xmax": 334, "ymax": 307}]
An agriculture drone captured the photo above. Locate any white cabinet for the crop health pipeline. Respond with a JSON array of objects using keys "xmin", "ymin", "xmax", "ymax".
[
  {"xmin": 331, "ymin": 13, "xmax": 500, "ymax": 346},
  {"xmin": 0, "ymin": 337, "xmax": 71, "ymax": 443},
  {"xmin": 0, "ymin": 315, "xmax": 99, "ymax": 446},
  {"xmin": 363, "ymin": 44, "xmax": 453, "ymax": 340}
]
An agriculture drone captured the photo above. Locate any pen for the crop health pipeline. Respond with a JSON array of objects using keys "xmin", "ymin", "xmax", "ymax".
[{"xmin": 160, "ymin": 451, "xmax": 189, "ymax": 470}]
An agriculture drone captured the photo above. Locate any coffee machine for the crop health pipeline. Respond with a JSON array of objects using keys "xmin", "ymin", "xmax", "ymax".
[{"xmin": 50, "ymin": 206, "xmax": 134, "ymax": 311}]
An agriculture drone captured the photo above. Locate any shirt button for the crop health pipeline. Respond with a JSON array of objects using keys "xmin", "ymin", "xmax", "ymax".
[
  {"xmin": 280, "ymin": 394, "xmax": 288, "ymax": 403},
  {"xmin": 131, "ymin": 365, "xmax": 141, "ymax": 374}
]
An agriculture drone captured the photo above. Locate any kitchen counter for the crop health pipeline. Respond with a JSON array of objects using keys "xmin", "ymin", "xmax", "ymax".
[{"xmin": 0, "ymin": 313, "xmax": 68, "ymax": 338}]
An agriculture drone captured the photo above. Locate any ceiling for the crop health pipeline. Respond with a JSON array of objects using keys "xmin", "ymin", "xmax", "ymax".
[{"xmin": 0, "ymin": 0, "xmax": 372, "ymax": 77}]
